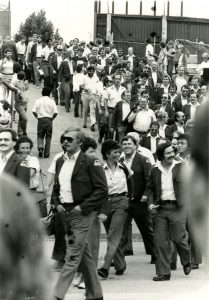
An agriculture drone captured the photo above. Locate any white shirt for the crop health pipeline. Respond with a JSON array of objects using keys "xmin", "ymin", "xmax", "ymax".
[
  {"xmin": 48, "ymin": 152, "xmax": 64, "ymax": 175},
  {"xmin": 176, "ymin": 123, "xmax": 185, "ymax": 133},
  {"xmin": 16, "ymin": 41, "xmax": 26, "ymax": 55},
  {"xmin": 41, "ymin": 46, "xmax": 54, "ymax": 61},
  {"xmin": 157, "ymin": 161, "xmax": 177, "ymax": 201},
  {"xmin": 181, "ymin": 97, "xmax": 188, "ymax": 107},
  {"xmin": 133, "ymin": 109, "xmax": 156, "ymax": 132},
  {"xmin": 32, "ymin": 96, "xmax": 58, "ymax": 118},
  {"xmin": 98, "ymin": 57, "xmax": 106, "ymax": 68},
  {"xmin": 175, "ymin": 76, "xmax": 188, "ymax": 93},
  {"xmin": 106, "ymin": 85, "xmax": 126, "ymax": 108},
  {"xmin": 122, "ymin": 102, "xmax": 131, "ymax": 121},
  {"xmin": 123, "ymin": 152, "xmax": 136, "ymax": 173},
  {"xmin": 24, "ymin": 155, "xmax": 40, "ymax": 189},
  {"xmin": 159, "ymin": 124, "xmax": 168, "ymax": 138},
  {"xmin": 127, "ymin": 55, "xmax": 134, "ymax": 71},
  {"xmin": 152, "ymin": 71, "xmax": 157, "ymax": 87},
  {"xmin": 0, "ymin": 150, "xmax": 14, "ymax": 175},
  {"xmin": 190, "ymin": 103, "xmax": 200, "ymax": 120},
  {"xmin": 146, "ymin": 44, "xmax": 154, "ymax": 57},
  {"xmin": 57, "ymin": 55, "xmax": 63, "ymax": 69},
  {"xmin": 147, "ymin": 133, "xmax": 159, "ymax": 154},
  {"xmin": 103, "ymin": 162, "xmax": 128, "ymax": 195},
  {"xmin": 82, "ymin": 74, "xmax": 99, "ymax": 95},
  {"xmin": 36, "ymin": 44, "xmax": 43, "ymax": 57},
  {"xmin": 73, "ymin": 72, "xmax": 85, "ymax": 92},
  {"xmin": 59, "ymin": 151, "xmax": 80, "ymax": 203}
]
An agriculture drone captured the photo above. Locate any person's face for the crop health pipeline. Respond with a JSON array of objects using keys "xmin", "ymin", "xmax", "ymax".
[
  {"xmin": 92, "ymin": 48, "xmax": 98, "ymax": 56},
  {"xmin": 88, "ymin": 69, "xmax": 94, "ymax": 77},
  {"xmin": 200, "ymin": 86, "xmax": 207, "ymax": 95},
  {"xmin": 178, "ymin": 67, "xmax": 185, "ymax": 76},
  {"xmin": 162, "ymin": 113, "xmax": 169, "ymax": 123},
  {"xmin": 128, "ymin": 48, "xmax": 133, "ymax": 55},
  {"xmin": 140, "ymin": 98, "xmax": 148, "ymax": 109},
  {"xmin": 100, "ymin": 49, "xmax": 105, "ymax": 56},
  {"xmin": 5, "ymin": 51, "xmax": 12, "ymax": 59},
  {"xmin": 106, "ymin": 148, "xmax": 121, "ymax": 163},
  {"xmin": 141, "ymin": 77, "xmax": 147, "ymax": 85},
  {"xmin": 57, "ymin": 49, "xmax": 62, "ymax": 55},
  {"xmin": 190, "ymin": 94, "xmax": 197, "ymax": 105},
  {"xmin": 37, "ymin": 36, "xmax": 42, "ymax": 43},
  {"xmin": 47, "ymin": 40, "xmax": 52, "ymax": 47},
  {"xmin": 33, "ymin": 35, "xmax": 37, "ymax": 43},
  {"xmin": 62, "ymin": 131, "xmax": 81, "ymax": 154},
  {"xmin": 143, "ymin": 92, "xmax": 149, "ymax": 99},
  {"xmin": 0, "ymin": 132, "xmax": 14, "ymax": 154},
  {"xmin": 178, "ymin": 139, "xmax": 189, "ymax": 154},
  {"xmin": 169, "ymin": 86, "xmax": 176, "ymax": 95},
  {"xmin": 151, "ymin": 62, "xmax": 157, "ymax": 71},
  {"xmin": 203, "ymin": 56, "xmax": 209, "ymax": 62},
  {"xmin": 114, "ymin": 75, "xmax": 121, "ymax": 86},
  {"xmin": 123, "ymin": 91, "xmax": 131, "ymax": 102},
  {"xmin": 150, "ymin": 125, "xmax": 159, "ymax": 137},
  {"xmin": 163, "ymin": 146, "xmax": 175, "ymax": 164},
  {"xmin": 73, "ymin": 38, "xmax": 79, "ymax": 45},
  {"xmin": 163, "ymin": 77, "xmax": 169, "ymax": 85},
  {"xmin": 181, "ymin": 88, "xmax": 189, "ymax": 97},
  {"xmin": 161, "ymin": 94, "xmax": 168, "ymax": 105},
  {"xmin": 18, "ymin": 142, "xmax": 31, "ymax": 158},
  {"xmin": 85, "ymin": 147, "xmax": 97, "ymax": 158},
  {"xmin": 171, "ymin": 138, "xmax": 178, "ymax": 150},
  {"xmin": 177, "ymin": 112, "xmax": 185, "ymax": 124},
  {"xmin": 105, "ymin": 46, "xmax": 110, "ymax": 53},
  {"xmin": 118, "ymin": 49, "xmax": 123, "ymax": 57},
  {"xmin": 78, "ymin": 50, "xmax": 83, "ymax": 57},
  {"xmin": 191, "ymin": 78, "xmax": 198, "ymax": 86},
  {"xmin": 21, "ymin": 38, "xmax": 26, "ymax": 43},
  {"xmin": 122, "ymin": 138, "xmax": 136, "ymax": 156}
]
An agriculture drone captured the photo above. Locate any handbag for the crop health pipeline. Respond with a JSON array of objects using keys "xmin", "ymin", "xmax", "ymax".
[
  {"xmin": 31, "ymin": 170, "xmax": 48, "ymax": 218},
  {"xmin": 42, "ymin": 209, "xmax": 55, "ymax": 236}
]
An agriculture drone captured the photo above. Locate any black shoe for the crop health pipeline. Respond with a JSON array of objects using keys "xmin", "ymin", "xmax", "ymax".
[
  {"xmin": 191, "ymin": 263, "xmax": 199, "ymax": 270},
  {"xmin": 83, "ymin": 125, "xmax": 87, "ymax": 128},
  {"xmin": 153, "ymin": 274, "xmax": 171, "ymax": 281},
  {"xmin": 183, "ymin": 263, "xmax": 191, "ymax": 275},
  {"xmin": 150, "ymin": 255, "xmax": 157, "ymax": 264},
  {"xmin": 98, "ymin": 268, "xmax": 108, "ymax": 279},
  {"xmin": 115, "ymin": 264, "xmax": 126, "ymax": 275},
  {"xmin": 170, "ymin": 262, "xmax": 177, "ymax": 270},
  {"xmin": 124, "ymin": 249, "xmax": 134, "ymax": 256},
  {"xmin": 90, "ymin": 124, "xmax": 95, "ymax": 132},
  {"xmin": 38, "ymin": 149, "xmax": 43, "ymax": 158}
]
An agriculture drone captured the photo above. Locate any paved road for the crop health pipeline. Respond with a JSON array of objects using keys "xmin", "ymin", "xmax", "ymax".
[{"xmin": 25, "ymin": 86, "xmax": 209, "ymax": 300}]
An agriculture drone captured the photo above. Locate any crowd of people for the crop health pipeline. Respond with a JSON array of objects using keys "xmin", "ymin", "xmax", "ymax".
[{"xmin": 0, "ymin": 34, "xmax": 209, "ymax": 300}]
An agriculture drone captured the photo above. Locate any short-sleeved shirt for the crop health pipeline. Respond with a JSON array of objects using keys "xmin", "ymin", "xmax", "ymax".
[
  {"xmin": 32, "ymin": 96, "xmax": 58, "ymax": 118},
  {"xmin": 103, "ymin": 162, "xmax": 128, "ymax": 195},
  {"xmin": 106, "ymin": 85, "xmax": 126, "ymax": 108}
]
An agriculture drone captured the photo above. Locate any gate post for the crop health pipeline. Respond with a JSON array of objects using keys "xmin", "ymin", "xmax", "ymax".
[{"xmin": 106, "ymin": 13, "xmax": 112, "ymax": 42}]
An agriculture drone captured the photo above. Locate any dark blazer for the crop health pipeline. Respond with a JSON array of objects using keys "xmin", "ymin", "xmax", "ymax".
[
  {"xmin": 141, "ymin": 135, "xmax": 161, "ymax": 152},
  {"xmin": 111, "ymin": 101, "xmax": 131, "ymax": 129},
  {"xmin": 146, "ymin": 162, "xmax": 184, "ymax": 207},
  {"xmin": 155, "ymin": 104, "xmax": 175, "ymax": 125},
  {"xmin": 172, "ymin": 95, "xmax": 188, "ymax": 112},
  {"xmin": 104, "ymin": 64, "xmax": 116, "ymax": 76},
  {"xmin": 125, "ymin": 55, "xmax": 139, "ymax": 71},
  {"xmin": 30, "ymin": 43, "xmax": 43, "ymax": 62},
  {"xmin": 4, "ymin": 152, "xmax": 30, "ymax": 186},
  {"xmin": 169, "ymin": 123, "xmax": 184, "ymax": 137},
  {"xmin": 58, "ymin": 60, "xmax": 74, "ymax": 82},
  {"xmin": 182, "ymin": 104, "xmax": 201, "ymax": 122},
  {"xmin": 51, "ymin": 151, "xmax": 108, "ymax": 214}
]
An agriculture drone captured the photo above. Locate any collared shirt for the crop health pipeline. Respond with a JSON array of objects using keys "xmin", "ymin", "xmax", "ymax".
[
  {"xmin": 157, "ymin": 161, "xmax": 177, "ymax": 201},
  {"xmin": 169, "ymin": 93, "xmax": 177, "ymax": 106},
  {"xmin": 122, "ymin": 101, "xmax": 131, "ymax": 121},
  {"xmin": 103, "ymin": 162, "xmax": 128, "ymax": 195},
  {"xmin": 32, "ymin": 96, "xmax": 58, "ymax": 118},
  {"xmin": 41, "ymin": 46, "xmax": 54, "ymax": 61},
  {"xmin": 0, "ymin": 58, "xmax": 13, "ymax": 74},
  {"xmin": 181, "ymin": 97, "xmax": 188, "ymax": 107},
  {"xmin": 59, "ymin": 151, "xmax": 80, "ymax": 203},
  {"xmin": 159, "ymin": 124, "xmax": 168, "ymax": 138},
  {"xmin": 0, "ymin": 150, "xmax": 14, "ymax": 175},
  {"xmin": 82, "ymin": 74, "xmax": 99, "ymax": 95},
  {"xmin": 16, "ymin": 41, "xmax": 26, "ymax": 55},
  {"xmin": 127, "ymin": 54, "xmax": 135, "ymax": 71},
  {"xmin": 189, "ymin": 103, "xmax": 200, "ymax": 120},
  {"xmin": 176, "ymin": 123, "xmax": 184, "ymax": 133},
  {"xmin": 36, "ymin": 44, "xmax": 43, "ymax": 57},
  {"xmin": 57, "ymin": 55, "xmax": 63, "ymax": 69},
  {"xmin": 106, "ymin": 85, "xmax": 126, "ymax": 108},
  {"xmin": 98, "ymin": 56, "xmax": 106, "ymax": 68},
  {"xmin": 123, "ymin": 151, "xmax": 136, "ymax": 172},
  {"xmin": 152, "ymin": 71, "xmax": 157, "ymax": 86},
  {"xmin": 175, "ymin": 76, "xmax": 188, "ymax": 93},
  {"xmin": 73, "ymin": 72, "xmax": 85, "ymax": 92},
  {"xmin": 147, "ymin": 133, "xmax": 160, "ymax": 154},
  {"xmin": 133, "ymin": 108, "xmax": 156, "ymax": 132}
]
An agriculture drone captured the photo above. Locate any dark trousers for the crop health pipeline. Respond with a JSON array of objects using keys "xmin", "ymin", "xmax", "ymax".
[
  {"xmin": 52, "ymin": 212, "xmax": 66, "ymax": 262},
  {"xmin": 74, "ymin": 91, "xmax": 82, "ymax": 117},
  {"xmin": 52, "ymin": 78, "xmax": 59, "ymax": 105},
  {"xmin": 15, "ymin": 104, "xmax": 27, "ymax": 135},
  {"xmin": 154, "ymin": 204, "xmax": 191, "ymax": 276},
  {"xmin": 54, "ymin": 210, "xmax": 103, "ymax": 300},
  {"xmin": 37, "ymin": 117, "xmax": 52, "ymax": 155},
  {"xmin": 60, "ymin": 79, "xmax": 71, "ymax": 111}
]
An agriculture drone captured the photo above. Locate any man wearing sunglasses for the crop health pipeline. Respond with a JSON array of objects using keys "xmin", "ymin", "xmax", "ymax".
[
  {"xmin": 155, "ymin": 93, "xmax": 175, "ymax": 125},
  {"xmin": 52, "ymin": 127, "xmax": 108, "ymax": 300}
]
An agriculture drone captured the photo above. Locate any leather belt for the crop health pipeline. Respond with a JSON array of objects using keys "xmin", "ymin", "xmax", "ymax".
[
  {"xmin": 159, "ymin": 200, "xmax": 177, "ymax": 205},
  {"xmin": 109, "ymin": 192, "xmax": 128, "ymax": 198},
  {"xmin": 62, "ymin": 203, "xmax": 75, "ymax": 211}
]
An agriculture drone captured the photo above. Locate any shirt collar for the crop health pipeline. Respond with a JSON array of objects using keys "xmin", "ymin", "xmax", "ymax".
[
  {"xmin": 147, "ymin": 133, "xmax": 160, "ymax": 139},
  {"xmin": 1, "ymin": 150, "xmax": 14, "ymax": 161},
  {"xmin": 157, "ymin": 160, "xmax": 177, "ymax": 175},
  {"xmin": 63, "ymin": 150, "xmax": 80, "ymax": 161}
]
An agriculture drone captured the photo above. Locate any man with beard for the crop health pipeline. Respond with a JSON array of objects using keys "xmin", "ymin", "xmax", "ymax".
[{"xmin": 146, "ymin": 142, "xmax": 191, "ymax": 281}]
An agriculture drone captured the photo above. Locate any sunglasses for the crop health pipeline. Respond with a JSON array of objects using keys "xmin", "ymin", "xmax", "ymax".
[
  {"xmin": 61, "ymin": 136, "xmax": 74, "ymax": 143},
  {"xmin": 162, "ymin": 97, "xmax": 168, "ymax": 99}
]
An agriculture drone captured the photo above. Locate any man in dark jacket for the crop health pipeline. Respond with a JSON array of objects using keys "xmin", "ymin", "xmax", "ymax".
[{"xmin": 52, "ymin": 127, "xmax": 108, "ymax": 300}]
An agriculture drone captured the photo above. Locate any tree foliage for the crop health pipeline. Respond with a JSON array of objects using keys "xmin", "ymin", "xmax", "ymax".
[{"xmin": 15, "ymin": 10, "xmax": 60, "ymax": 42}]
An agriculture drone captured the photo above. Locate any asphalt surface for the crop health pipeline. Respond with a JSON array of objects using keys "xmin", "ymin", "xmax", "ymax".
[{"xmin": 24, "ymin": 85, "xmax": 209, "ymax": 300}]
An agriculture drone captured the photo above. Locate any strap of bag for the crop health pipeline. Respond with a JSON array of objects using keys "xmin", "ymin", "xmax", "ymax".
[{"xmin": 39, "ymin": 169, "xmax": 46, "ymax": 192}]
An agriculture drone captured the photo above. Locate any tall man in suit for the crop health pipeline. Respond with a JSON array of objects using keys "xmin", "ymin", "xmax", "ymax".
[
  {"xmin": 146, "ymin": 142, "xmax": 191, "ymax": 281},
  {"xmin": 182, "ymin": 92, "xmax": 200, "ymax": 122},
  {"xmin": 114, "ymin": 135, "xmax": 156, "ymax": 267},
  {"xmin": 50, "ymin": 45, "xmax": 64, "ymax": 104},
  {"xmin": 52, "ymin": 127, "xmax": 108, "ymax": 300},
  {"xmin": 141, "ymin": 121, "xmax": 162, "ymax": 160},
  {"xmin": 30, "ymin": 35, "xmax": 43, "ymax": 88},
  {"xmin": 0, "ymin": 129, "xmax": 29, "ymax": 186}
]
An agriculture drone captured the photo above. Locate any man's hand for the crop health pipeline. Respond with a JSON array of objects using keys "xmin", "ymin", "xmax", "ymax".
[
  {"xmin": 104, "ymin": 110, "xmax": 109, "ymax": 118},
  {"xmin": 56, "ymin": 204, "xmax": 66, "ymax": 213},
  {"xmin": 141, "ymin": 195, "xmax": 147, "ymax": 202},
  {"xmin": 98, "ymin": 213, "xmax": 107, "ymax": 223},
  {"xmin": 109, "ymin": 127, "xmax": 114, "ymax": 132},
  {"xmin": 74, "ymin": 205, "xmax": 81, "ymax": 212},
  {"xmin": 148, "ymin": 204, "xmax": 159, "ymax": 214}
]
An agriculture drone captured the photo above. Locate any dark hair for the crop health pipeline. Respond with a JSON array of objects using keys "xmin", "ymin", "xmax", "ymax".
[
  {"xmin": 101, "ymin": 140, "xmax": 120, "ymax": 160},
  {"xmin": 81, "ymin": 136, "xmax": 97, "ymax": 153},
  {"xmin": 150, "ymin": 121, "xmax": 160, "ymax": 129},
  {"xmin": 160, "ymin": 41, "xmax": 166, "ymax": 48},
  {"xmin": 156, "ymin": 141, "xmax": 172, "ymax": 161},
  {"xmin": 42, "ymin": 87, "xmax": 51, "ymax": 96},
  {"xmin": 13, "ymin": 62, "xmax": 21, "ymax": 74},
  {"xmin": 178, "ymin": 133, "xmax": 192, "ymax": 150},
  {"xmin": 2, "ymin": 100, "xmax": 11, "ymax": 111},
  {"xmin": 14, "ymin": 136, "xmax": 34, "ymax": 152},
  {"xmin": 121, "ymin": 135, "xmax": 137, "ymax": 145},
  {"xmin": 181, "ymin": 84, "xmax": 190, "ymax": 91},
  {"xmin": 141, "ymin": 72, "xmax": 149, "ymax": 79},
  {"xmin": 4, "ymin": 48, "xmax": 12, "ymax": 54},
  {"xmin": 87, "ymin": 66, "xmax": 95, "ymax": 72},
  {"xmin": 17, "ymin": 71, "xmax": 25, "ymax": 80},
  {"xmin": 169, "ymin": 84, "xmax": 177, "ymax": 92},
  {"xmin": 76, "ymin": 64, "xmax": 83, "ymax": 73},
  {"xmin": 116, "ymin": 63, "xmax": 123, "ymax": 70},
  {"xmin": 141, "ymin": 90, "xmax": 149, "ymax": 96},
  {"xmin": 0, "ymin": 128, "xmax": 17, "ymax": 141}
]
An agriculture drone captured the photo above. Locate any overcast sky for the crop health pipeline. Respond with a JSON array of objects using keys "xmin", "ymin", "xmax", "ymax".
[{"xmin": 2, "ymin": 0, "xmax": 209, "ymax": 42}]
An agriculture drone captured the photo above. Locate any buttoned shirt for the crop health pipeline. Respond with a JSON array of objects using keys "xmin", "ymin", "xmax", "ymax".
[
  {"xmin": 159, "ymin": 124, "xmax": 168, "ymax": 138},
  {"xmin": 59, "ymin": 151, "xmax": 80, "ymax": 203},
  {"xmin": 103, "ymin": 162, "xmax": 128, "ymax": 195},
  {"xmin": 41, "ymin": 46, "xmax": 54, "ymax": 61},
  {"xmin": 36, "ymin": 44, "xmax": 43, "ymax": 58},
  {"xmin": 0, "ymin": 150, "xmax": 14, "ymax": 175},
  {"xmin": 133, "ymin": 108, "xmax": 156, "ymax": 132},
  {"xmin": 147, "ymin": 133, "xmax": 160, "ymax": 154},
  {"xmin": 122, "ymin": 102, "xmax": 131, "ymax": 121},
  {"xmin": 32, "ymin": 96, "xmax": 58, "ymax": 118},
  {"xmin": 82, "ymin": 74, "xmax": 99, "ymax": 95},
  {"xmin": 16, "ymin": 41, "xmax": 26, "ymax": 55},
  {"xmin": 190, "ymin": 103, "xmax": 200, "ymax": 120},
  {"xmin": 157, "ymin": 161, "xmax": 177, "ymax": 201},
  {"xmin": 106, "ymin": 85, "xmax": 126, "ymax": 108}
]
